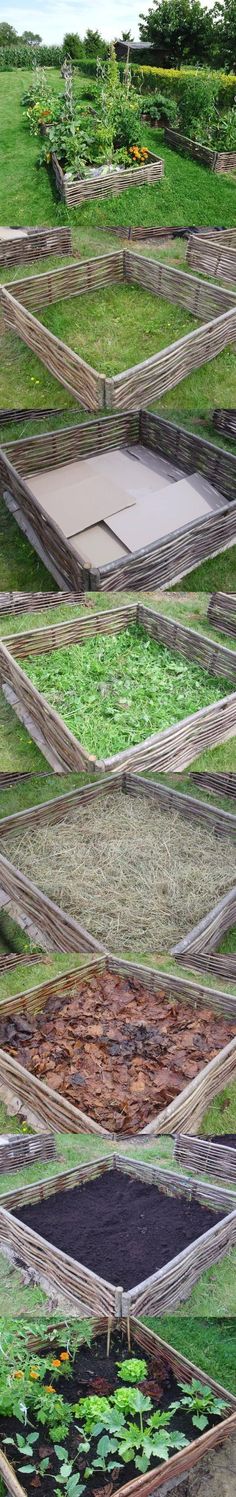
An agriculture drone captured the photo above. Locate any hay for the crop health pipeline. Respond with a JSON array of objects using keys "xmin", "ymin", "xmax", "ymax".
[{"xmin": 2, "ymin": 794, "xmax": 236, "ymax": 952}]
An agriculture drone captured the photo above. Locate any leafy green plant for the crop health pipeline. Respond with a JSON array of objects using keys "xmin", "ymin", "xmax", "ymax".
[
  {"xmin": 73, "ymin": 1395, "xmax": 112, "ymax": 1430},
  {"xmin": 3, "ymin": 1431, "xmax": 39, "ymax": 1473},
  {"xmin": 117, "ymin": 1358, "xmax": 148, "ymax": 1384},
  {"xmin": 178, "ymin": 1379, "xmax": 229, "ymax": 1431},
  {"xmin": 54, "ymin": 1445, "xmax": 85, "ymax": 1497}
]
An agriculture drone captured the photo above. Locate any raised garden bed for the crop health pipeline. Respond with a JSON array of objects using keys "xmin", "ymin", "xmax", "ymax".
[
  {"xmin": 1, "ymin": 774, "xmax": 236, "ymax": 955},
  {"xmin": 51, "ymin": 147, "xmax": 164, "ymax": 206},
  {"xmin": 1, "ymin": 410, "xmax": 236, "ymax": 594},
  {"xmin": 0, "ymin": 951, "xmax": 235, "ymax": 1138},
  {"xmin": 0, "ymin": 225, "xmax": 72, "ymax": 270},
  {"xmin": 165, "ymin": 127, "xmax": 236, "ymax": 174},
  {"xmin": 0, "ymin": 590, "xmax": 81, "ymax": 617},
  {"xmin": 1, "ymin": 250, "xmax": 236, "ymax": 413},
  {"xmin": 172, "ymin": 884, "xmax": 236, "ymax": 983},
  {"xmin": 0, "ymin": 1154, "xmax": 236, "ymax": 1316},
  {"xmin": 0, "ymin": 602, "xmax": 236, "ymax": 774},
  {"xmin": 190, "ymin": 770, "xmax": 236, "ymax": 802},
  {"xmin": 208, "ymin": 593, "xmax": 236, "ymax": 642},
  {"xmin": 174, "ymin": 1133, "xmax": 236, "ymax": 1183},
  {"xmin": 0, "ymin": 946, "xmax": 235, "ymax": 1138},
  {"xmin": 0, "ymin": 1132, "xmax": 56, "ymax": 1173},
  {"xmin": 1, "ymin": 1318, "xmax": 236, "ymax": 1497},
  {"xmin": 187, "ymin": 234, "xmax": 236, "ymax": 286}
]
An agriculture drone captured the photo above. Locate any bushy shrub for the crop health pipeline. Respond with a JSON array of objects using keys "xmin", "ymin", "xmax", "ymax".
[
  {"xmin": 141, "ymin": 90, "xmax": 178, "ymax": 124},
  {"xmin": 176, "ymin": 70, "xmax": 219, "ymax": 139}
]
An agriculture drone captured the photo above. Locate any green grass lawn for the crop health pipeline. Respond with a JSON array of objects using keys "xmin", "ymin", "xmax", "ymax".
[
  {"xmin": 40, "ymin": 284, "xmax": 199, "ymax": 374},
  {"xmin": 1, "ymin": 70, "xmax": 236, "ymax": 229}
]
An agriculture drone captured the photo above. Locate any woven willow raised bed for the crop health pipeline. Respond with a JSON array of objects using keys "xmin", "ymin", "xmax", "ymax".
[
  {"xmin": 1, "ymin": 410, "xmax": 236, "ymax": 593},
  {"xmin": 1, "ymin": 1317, "xmax": 236, "ymax": 1497},
  {"xmin": 208, "ymin": 592, "xmax": 236, "ymax": 641},
  {"xmin": 0, "ymin": 1132, "xmax": 56, "ymax": 1173},
  {"xmin": 0, "ymin": 602, "xmax": 236, "ymax": 773},
  {"xmin": 51, "ymin": 149, "xmax": 164, "ymax": 206},
  {"xmin": 1, "ymin": 250, "xmax": 236, "ymax": 412},
  {"xmin": 165, "ymin": 127, "xmax": 236, "ymax": 173},
  {"xmin": 190, "ymin": 769, "xmax": 236, "ymax": 801},
  {"xmin": 0, "ymin": 1153, "xmax": 235, "ymax": 1317},
  {"xmin": 0, "ymin": 944, "xmax": 235, "ymax": 1138},
  {"xmin": 174, "ymin": 1133, "xmax": 236, "ymax": 1184},
  {"xmin": 0, "ymin": 225, "xmax": 72, "ymax": 270},
  {"xmin": 1, "ymin": 768, "xmax": 236, "ymax": 943},
  {"xmin": 187, "ymin": 233, "xmax": 236, "ymax": 286},
  {"xmin": 172, "ymin": 883, "xmax": 236, "ymax": 982}
]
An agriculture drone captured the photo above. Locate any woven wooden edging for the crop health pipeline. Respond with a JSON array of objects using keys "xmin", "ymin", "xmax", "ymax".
[
  {"xmin": 51, "ymin": 150, "xmax": 164, "ymax": 206},
  {"xmin": 1, "ymin": 249, "xmax": 236, "ymax": 412},
  {"xmin": 190, "ymin": 769, "xmax": 236, "ymax": 801},
  {"xmin": 0, "ymin": 591, "xmax": 82, "ymax": 617},
  {"xmin": 0, "ymin": 947, "xmax": 235, "ymax": 1139},
  {"xmin": 187, "ymin": 234, "xmax": 236, "ymax": 286},
  {"xmin": 213, "ymin": 408, "xmax": 236, "ymax": 440},
  {"xmin": 1, "ymin": 601, "xmax": 236, "ymax": 774},
  {"xmin": 0, "ymin": 1153, "xmax": 236, "ymax": 1318},
  {"xmin": 0, "ymin": 225, "xmax": 72, "ymax": 269},
  {"xmin": 174, "ymin": 1133, "xmax": 236, "ymax": 1184},
  {"xmin": 172, "ymin": 884, "xmax": 236, "ymax": 984},
  {"xmin": 0, "ymin": 1132, "xmax": 56, "ymax": 1173},
  {"xmin": 165, "ymin": 127, "xmax": 236, "ymax": 173},
  {"xmin": 1, "ymin": 1316, "xmax": 236, "ymax": 1497},
  {"xmin": 1, "ymin": 408, "xmax": 236, "ymax": 593},
  {"xmin": 208, "ymin": 592, "xmax": 236, "ymax": 641}
]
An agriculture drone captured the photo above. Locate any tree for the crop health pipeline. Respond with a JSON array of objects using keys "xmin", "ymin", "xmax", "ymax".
[
  {"xmin": 63, "ymin": 32, "xmax": 84, "ymax": 59},
  {"xmin": 84, "ymin": 28, "xmax": 107, "ymax": 56},
  {"xmin": 0, "ymin": 22, "xmax": 18, "ymax": 44},
  {"xmin": 21, "ymin": 31, "xmax": 42, "ymax": 45},
  {"xmin": 121, "ymin": 29, "xmax": 134, "ymax": 40},
  {"xmin": 139, "ymin": 0, "xmax": 214, "ymax": 67},
  {"xmin": 213, "ymin": 0, "xmax": 236, "ymax": 68}
]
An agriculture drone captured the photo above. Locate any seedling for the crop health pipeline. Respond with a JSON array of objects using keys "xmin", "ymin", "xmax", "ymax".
[{"xmin": 178, "ymin": 1379, "xmax": 229, "ymax": 1431}]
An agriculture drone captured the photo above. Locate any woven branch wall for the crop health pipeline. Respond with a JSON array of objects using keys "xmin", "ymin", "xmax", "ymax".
[
  {"xmin": 165, "ymin": 128, "xmax": 236, "ymax": 173},
  {"xmin": 208, "ymin": 592, "xmax": 236, "ymax": 640},
  {"xmin": 174, "ymin": 1134, "xmax": 236, "ymax": 1184},
  {"xmin": 0, "ymin": 226, "xmax": 72, "ymax": 269},
  {"xmin": 187, "ymin": 235, "xmax": 236, "ymax": 286}
]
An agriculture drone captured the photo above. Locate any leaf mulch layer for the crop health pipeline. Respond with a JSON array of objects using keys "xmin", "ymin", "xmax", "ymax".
[
  {"xmin": 13, "ymin": 1170, "xmax": 226, "ymax": 1290},
  {"xmin": 0, "ymin": 970, "xmax": 235, "ymax": 1133},
  {"xmin": 0, "ymin": 1330, "xmax": 228, "ymax": 1497}
]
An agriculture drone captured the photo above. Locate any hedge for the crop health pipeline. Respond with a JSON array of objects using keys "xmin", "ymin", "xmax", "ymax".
[{"xmin": 132, "ymin": 65, "xmax": 236, "ymax": 109}]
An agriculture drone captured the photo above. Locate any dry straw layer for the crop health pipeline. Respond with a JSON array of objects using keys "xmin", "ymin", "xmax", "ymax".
[
  {"xmin": 0, "ymin": 599, "xmax": 236, "ymax": 775},
  {"xmin": 1, "ymin": 1316, "xmax": 236, "ymax": 1497},
  {"xmin": 187, "ymin": 234, "xmax": 236, "ymax": 286},
  {"xmin": 1, "ymin": 250, "xmax": 236, "ymax": 411},
  {"xmin": 0, "ymin": 947, "xmax": 235, "ymax": 1139},
  {"xmin": 174, "ymin": 1134, "xmax": 236, "ymax": 1184},
  {"xmin": 1, "ymin": 409, "xmax": 236, "ymax": 593},
  {"xmin": 0, "ymin": 1154, "xmax": 235, "ymax": 1319},
  {"xmin": 165, "ymin": 127, "xmax": 236, "ymax": 173},
  {"xmin": 1, "ymin": 773, "xmax": 236, "ymax": 953}
]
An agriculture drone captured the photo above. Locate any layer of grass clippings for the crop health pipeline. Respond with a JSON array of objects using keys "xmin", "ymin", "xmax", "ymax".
[
  {"xmin": 22, "ymin": 622, "xmax": 233, "ymax": 758},
  {"xmin": 12, "ymin": 1169, "xmax": 226, "ymax": 1287},
  {"xmin": 2, "ymin": 793, "xmax": 236, "ymax": 951},
  {"xmin": 0, "ymin": 967, "xmax": 234, "ymax": 1134}
]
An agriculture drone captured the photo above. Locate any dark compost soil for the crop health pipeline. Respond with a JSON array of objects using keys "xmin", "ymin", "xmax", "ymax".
[
  {"xmin": 0, "ymin": 1329, "xmax": 230, "ymax": 1497},
  {"xmin": 13, "ymin": 1170, "xmax": 226, "ymax": 1289},
  {"xmin": 0, "ymin": 970, "xmax": 235, "ymax": 1132}
]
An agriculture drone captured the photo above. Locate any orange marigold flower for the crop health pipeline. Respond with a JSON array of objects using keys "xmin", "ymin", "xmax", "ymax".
[
  {"xmin": 13, "ymin": 1371, "xmax": 24, "ymax": 1379},
  {"xmin": 60, "ymin": 1352, "xmax": 70, "ymax": 1361},
  {"xmin": 51, "ymin": 1359, "xmax": 61, "ymax": 1368},
  {"xmin": 30, "ymin": 1370, "xmax": 39, "ymax": 1380},
  {"xmin": 45, "ymin": 1385, "xmax": 56, "ymax": 1394}
]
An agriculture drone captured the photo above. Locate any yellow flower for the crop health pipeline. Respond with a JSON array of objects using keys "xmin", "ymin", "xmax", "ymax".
[
  {"xmin": 13, "ymin": 1371, "xmax": 24, "ymax": 1380},
  {"xmin": 30, "ymin": 1369, "xmax": 39, "ymax": 1380},
  {"xmin": 45, "ymin": 1385, "xmax": 56, "ymax": 1394}
]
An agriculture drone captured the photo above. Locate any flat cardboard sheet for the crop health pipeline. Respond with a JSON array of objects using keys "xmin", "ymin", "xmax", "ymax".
[
  {"xmin": 27, "ymin": 460, "xmax": 135, "ymax": 536},
  {"xmin": 70, "ymin": 524, "xmax": 128, "ymax": 564},
  {"xmin": 109, "ymin": 474, "xmax": 225, "ymax": 550}
]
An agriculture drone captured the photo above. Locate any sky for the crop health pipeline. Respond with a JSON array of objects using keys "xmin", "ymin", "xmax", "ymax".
[{"xmin": 1, "ymin": 1, "xmax": 148, "ymax": 45}]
